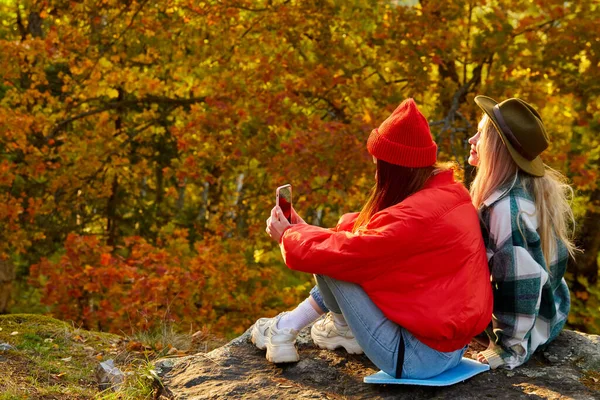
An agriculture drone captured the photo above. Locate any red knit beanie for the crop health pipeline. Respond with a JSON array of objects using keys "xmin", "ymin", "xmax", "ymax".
[{"xmin": 367, "ymin": 98, "xmax": 437, "ymax": 167}]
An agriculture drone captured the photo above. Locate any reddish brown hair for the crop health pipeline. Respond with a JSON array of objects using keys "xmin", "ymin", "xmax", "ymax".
[{"xmin": 352, "ymin": 159, "xmax": 449, "ymax": 232}]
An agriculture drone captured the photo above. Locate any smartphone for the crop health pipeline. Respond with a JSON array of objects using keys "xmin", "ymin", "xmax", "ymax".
[{"xmin": 276, "ymin": 184, "xmax": 293, "ymax": 223}]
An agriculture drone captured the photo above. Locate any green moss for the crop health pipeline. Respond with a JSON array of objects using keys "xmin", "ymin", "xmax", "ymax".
[
  {"xmin": 1, "ymin": 313, "xmax": 68, "ymax": 327},
  {"xmin": 0, "ymin": 314, "xmax": 178, "ymax": 399},
  {"xmin": 0, "ymin": 314, "xmax": 152, "ymax": 399},
  {"xmin": 0, "ymin": 391, "xmax": 29, "ymax": 400}
]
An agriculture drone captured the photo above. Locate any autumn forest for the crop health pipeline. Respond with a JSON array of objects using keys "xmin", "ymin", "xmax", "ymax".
[{"xmin": 0, "ymin": 0, "xmax": 599, "ymax": 338}]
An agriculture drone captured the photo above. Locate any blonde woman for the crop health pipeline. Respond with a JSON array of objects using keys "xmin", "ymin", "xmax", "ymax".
[{"xmin": 469, "ymin": 96, "xmax": 577, "ymax": 369}]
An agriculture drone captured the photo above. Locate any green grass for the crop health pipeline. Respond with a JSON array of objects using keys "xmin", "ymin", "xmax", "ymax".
[
  {"xmin": 0, "ymin": 313, "xmax": 226, "ymax": 399},
  {"xmin": 0, "ymin": 314, "xmax": 114, "ymax": 398},
  {"xmin": 0, "ymin": 314, "xmax": 159, "ymax": 399},
  {"xmin": 97, "ymin": 360, "xmax": 158, "ymax": 400},
  {"xmin": 128, "ymin": 322, "xmax": 193, "ymax": 354}
]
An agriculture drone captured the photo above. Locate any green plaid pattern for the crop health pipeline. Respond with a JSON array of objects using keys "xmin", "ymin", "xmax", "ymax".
[{"xmin": 478, "ymin": 177, "xmax": 570, "ymax": 369}]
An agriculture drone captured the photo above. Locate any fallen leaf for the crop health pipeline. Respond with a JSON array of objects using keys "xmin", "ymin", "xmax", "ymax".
[
  {"xmin": 54, "ymin": 372, "xmax": 66, "ymax": 378},
  {"xmin": 44, "ymin": 338, "xmax": 54, "ymax": 343},
  {"xmin": 167, "ymin": 347, "xmax": 179, "ymax": 356},
  {"xmin": 127, "ymin": 341, "xmax": 144, "ymax": 352},
  {"xmin": 72, "ymin": 334, "xmax": 87, "ymax": 343},
  {"xmin": 10, "ymin": 331, "xmax": 19, "ymax": 336},
  {"xmin": 61, "ymin": 356, "xmax": 72, "ymax": 362}
]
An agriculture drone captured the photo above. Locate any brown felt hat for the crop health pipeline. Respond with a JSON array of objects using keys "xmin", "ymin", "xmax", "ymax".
[{"xmin": 474, "ymin": 95, "xmax": 548, "ymax": 177}]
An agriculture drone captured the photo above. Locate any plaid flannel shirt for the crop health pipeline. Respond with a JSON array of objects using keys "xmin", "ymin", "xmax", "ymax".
[{"xmin": 478, "ymin": 177, "xmax": 570, "ymax": 369}]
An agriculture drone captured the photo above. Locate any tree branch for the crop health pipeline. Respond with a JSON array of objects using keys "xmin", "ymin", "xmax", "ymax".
[
  {"xmin": 511, "ymin": 19, "xmax": 557, "ymax": 39},
  {"xmin": 436, "ymin": 56, "xmax": 490, "ymax": 160},
  {"xmin": 73, "ymin": 0, "xmax": 151, "ymax": 87},
  {"xmin": 228, "ymin": 0, "xmax": 291, "ymax": 12},
  {"xmin": 48, "ymin": 95, "xmax": 207, "ymax": 139},
  {"xmin": 16, "ymin": 2, "xmax": 27, "ymax": 41}
]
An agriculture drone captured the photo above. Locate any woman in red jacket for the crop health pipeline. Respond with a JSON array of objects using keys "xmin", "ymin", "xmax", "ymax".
[{"xmin": 252, "ymin": 99, "xmax": 493, "ymax": 379}]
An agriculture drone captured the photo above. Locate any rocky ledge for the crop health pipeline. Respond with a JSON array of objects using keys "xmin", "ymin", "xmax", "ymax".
[{"xmin": 155, "ymin": 328, "xmax": 600, "ymax": 399}]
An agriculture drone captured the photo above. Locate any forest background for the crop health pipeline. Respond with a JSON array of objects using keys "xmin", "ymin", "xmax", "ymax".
[{"xmin": 0, "ymin": 0, "xmax": 598, "ymax": 340}]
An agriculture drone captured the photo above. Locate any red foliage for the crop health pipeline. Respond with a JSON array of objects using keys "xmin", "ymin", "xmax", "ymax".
[{"xmin": 29, "ymin": 233, "xmax": 298, "ymax": 335}]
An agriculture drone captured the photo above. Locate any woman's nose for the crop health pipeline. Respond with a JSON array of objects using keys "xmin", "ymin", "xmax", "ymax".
[{"xmin": 468, "ymin": 132, "xmax": 479, "ymax": 145}]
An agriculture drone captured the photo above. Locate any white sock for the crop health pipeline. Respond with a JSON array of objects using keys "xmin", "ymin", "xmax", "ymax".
[
  {"xmin": 332, "ymin": 312, "xmax": 348, "ymax": 327},
  {"xmin": 277, "ymin": 297, "xmax": 323, "ymax": 332}
]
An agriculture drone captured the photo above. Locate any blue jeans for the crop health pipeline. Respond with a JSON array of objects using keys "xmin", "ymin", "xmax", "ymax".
[{"xmin": 310, "ymin": 276, "xmax": 466, "ymax": 379}]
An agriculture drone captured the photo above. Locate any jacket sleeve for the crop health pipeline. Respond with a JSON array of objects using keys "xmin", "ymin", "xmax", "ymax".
[
  {"xmin": 480, "ymin": 198, "xmax": 548, "ymax": 370},
  {"xmin": 333, "ymin": 212, "xmax": 359, "ymax": 232},
  {"xmin": 279, "ymin": 209, "xmax": 419, "ymax": 283}
]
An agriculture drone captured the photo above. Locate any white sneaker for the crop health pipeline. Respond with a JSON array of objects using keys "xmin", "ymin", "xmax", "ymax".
[
  {"xmin": 310, "ymin": 313, "xmax": 363, "ymax": 354},
  {"xmin": 251, "ymin": 313, "xmax": 300, "ymax": 363}
]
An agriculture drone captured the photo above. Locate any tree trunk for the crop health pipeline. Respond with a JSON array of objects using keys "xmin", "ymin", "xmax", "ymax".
[
  {"xmin": 177, "ymin": 178, "xmax": 187, "ymax": 212},
  {"xmin": 207, "ymin": 166, "xmax": 223, "ymax": 223},
  {"xmin": 573, "ymin": 186, "xmax": 600, "ymax": 286},
  {"xmin": 27, "ymin": 11, "xmax": 44, "ymax": 38},
  {"xmin": 107, "ymin": 90, "xmax": 123, "ymax": 247},
  {"xmin": 106, "ymin": 175, "xmax": 119, "ymax": 247},
  {"xmin": 463, "ymin": 162, "xmax": 476, "ymax": 189},
  {"xmin": 0, "ymin": 258, "xmax": 15, "ymax": 314},
  {"xmin": 155, "ymin": 162, "xmax": 164, "ymax": 206}
]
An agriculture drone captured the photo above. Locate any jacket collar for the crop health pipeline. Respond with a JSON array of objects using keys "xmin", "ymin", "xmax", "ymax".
[
  {"xmin": 482, "ymin": 188, "xmax": 510, "ymax": 207},
  {"xmin": 423, "ymin": 169, "xmax": 455, "ymax": 190},
  {"xmin": 482, "ymin": 173, "xmax": 520, "ymax": 207}
]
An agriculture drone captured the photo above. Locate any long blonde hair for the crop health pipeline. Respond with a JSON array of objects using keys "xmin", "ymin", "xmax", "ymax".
[{"xmin": 470, "ymin": 115, "xmax": 577, "ymax": 264}]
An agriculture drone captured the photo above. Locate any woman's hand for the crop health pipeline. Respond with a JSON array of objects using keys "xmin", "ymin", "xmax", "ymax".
[
  {"xmin": 476, "ymin": 342, "xmax": 496, "ymax": 364},
  {"xmin": 265, "ymin": 206, "xmax": 292, "ymax": 243},
  {"xmin": 476, "ymin": 352, "xmax": 489, "ymax": 364},
  {"xmin": 291, "ymin": 206, "xmax": 307, "ymax": 225}
]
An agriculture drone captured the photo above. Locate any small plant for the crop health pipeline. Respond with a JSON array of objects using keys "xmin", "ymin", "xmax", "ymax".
[{"xmin": 96, "ymin": 360, "xmax": 160, "ymax": 400}]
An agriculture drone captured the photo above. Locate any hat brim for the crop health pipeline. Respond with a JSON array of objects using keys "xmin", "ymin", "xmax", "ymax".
[{"xmin": 474, "ymin": 95, "xmax": 545, "ymax": 177}]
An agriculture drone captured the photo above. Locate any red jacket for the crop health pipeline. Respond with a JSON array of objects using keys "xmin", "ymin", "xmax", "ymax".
[{"xmin": 281, "ymin": 170, "xmax": 493, "ymax": 352}]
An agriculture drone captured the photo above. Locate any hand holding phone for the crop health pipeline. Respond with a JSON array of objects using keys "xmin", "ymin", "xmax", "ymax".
[
  {"xmin": 291, "ymin": 206, "xmax": 306, "ymax": 225},
  {"xmin": 276, "ymin": 184, "xmax": 292, "ymax": 223},
  {"xmin": 267, "ymin": 184, "xmax": 306, "ymax": 242}
]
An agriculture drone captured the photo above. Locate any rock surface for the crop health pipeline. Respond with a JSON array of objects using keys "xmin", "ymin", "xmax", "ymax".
[{"xmin": 156, "ymin": 328, "xmax": 600, "ymax": 399}]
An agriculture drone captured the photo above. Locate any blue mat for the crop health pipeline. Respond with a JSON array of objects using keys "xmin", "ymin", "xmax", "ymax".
[{"xmin": 364, "ymin": 357, "xmax": 490, "ymax": 386}]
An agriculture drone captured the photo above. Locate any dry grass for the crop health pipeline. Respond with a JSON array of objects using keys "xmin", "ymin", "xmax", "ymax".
[{"xmin": 0, "ymin": 314, "xmax": 225, "ymax": 399}]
